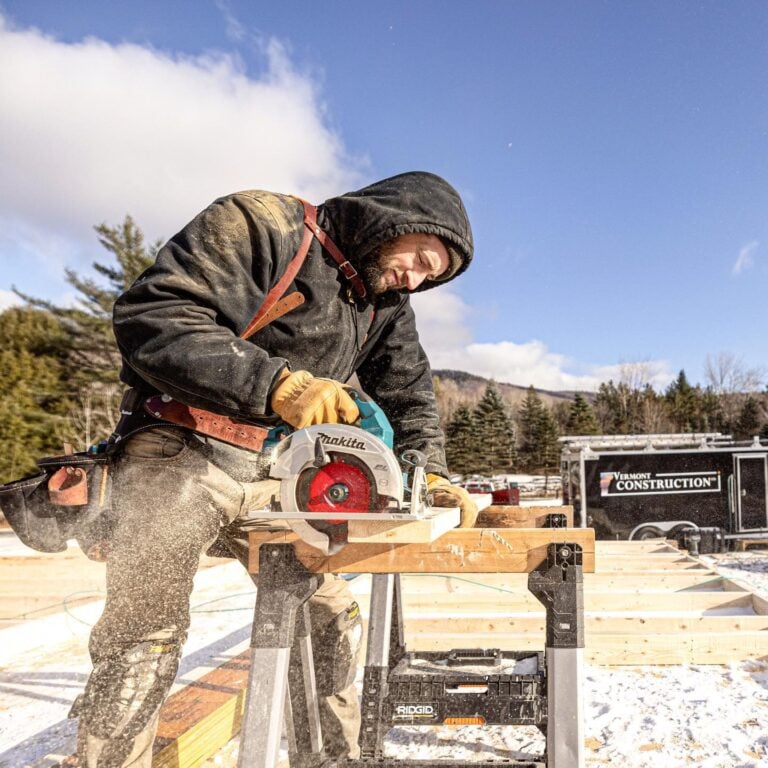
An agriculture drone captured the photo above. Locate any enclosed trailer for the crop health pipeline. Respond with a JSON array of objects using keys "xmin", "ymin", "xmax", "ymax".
[{"xmin": 560, "ymin": 433, "xmax": 768, "ymax": 550}]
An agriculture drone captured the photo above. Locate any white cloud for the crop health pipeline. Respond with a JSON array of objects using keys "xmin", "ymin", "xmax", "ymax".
[
  {"xmin": 0, "ymin": 14, "xmax": 365, "ymax": 271},
  {"xmin": 412, "ymin": 287, "xmax": 673, "ymax": 392},
  {"xmin": 0, "ymin": 289, "xmax": 23, "ymax": 312},
  {"xmin": 732, "ymin": 240, "xmax": 758, "ymax": 275}
]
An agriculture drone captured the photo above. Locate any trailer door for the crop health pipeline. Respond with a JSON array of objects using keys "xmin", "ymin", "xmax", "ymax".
[{"xmin": 734, "ymin": 454, "xmax": 768, "ymax": 530}]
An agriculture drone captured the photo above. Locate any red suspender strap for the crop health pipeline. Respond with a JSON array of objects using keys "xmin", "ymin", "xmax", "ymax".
[
  {"xmin": 302, "ymin": 199, "xmax": 368, "ymax": 300},
  {"xmin": 239, "ymin": 199, "xmax": 365, "ymax": 341}
]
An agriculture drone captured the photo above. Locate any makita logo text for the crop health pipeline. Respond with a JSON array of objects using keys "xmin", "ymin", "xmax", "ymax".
[
  {"xmin": 317, "ymin": 432, "xmax": 366, "ymax": 450},
  {"xmin": 395, "ymin": 704, "xmax": 436, "ymax": 717}
]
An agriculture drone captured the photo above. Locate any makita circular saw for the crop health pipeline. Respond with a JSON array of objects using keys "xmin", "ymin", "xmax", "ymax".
[{"xmin": 262, "ymin": 390, "xmax": 433, "ymax": 553}]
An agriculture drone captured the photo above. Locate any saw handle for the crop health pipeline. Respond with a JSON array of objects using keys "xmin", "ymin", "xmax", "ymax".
[{"xmin": 345, "ymin": 388, "xmax": 394, "ymax": 448}]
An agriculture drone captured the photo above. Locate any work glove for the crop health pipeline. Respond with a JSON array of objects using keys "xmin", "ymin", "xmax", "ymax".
[
  {"xmin": 426, "ymin": 474, "xmax": 478, "ymax": 528},
  {"xmin": 271, "ymin": 369, "xmax": 360, "ymax": 429}
]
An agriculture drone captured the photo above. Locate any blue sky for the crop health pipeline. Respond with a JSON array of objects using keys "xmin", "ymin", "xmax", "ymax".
[{"xmin": 1, "ymin": 1, "xmax": 766, "ymax": 392}]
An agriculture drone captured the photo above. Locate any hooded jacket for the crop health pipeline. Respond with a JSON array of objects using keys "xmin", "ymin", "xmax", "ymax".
[{"xmin": 112, "ymin": 171, "xmax": 473, "ymax": 476}]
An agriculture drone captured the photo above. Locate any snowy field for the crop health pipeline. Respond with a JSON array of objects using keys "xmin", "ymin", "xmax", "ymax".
[{"xmin": 1, "ymin": 541, "xmax": 767, "ymax": 767}]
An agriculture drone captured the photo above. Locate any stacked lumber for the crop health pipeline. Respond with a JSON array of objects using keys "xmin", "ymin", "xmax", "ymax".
[{"xmin": 352, "ymin": 539, "xmax": 768, "ymax": 665}]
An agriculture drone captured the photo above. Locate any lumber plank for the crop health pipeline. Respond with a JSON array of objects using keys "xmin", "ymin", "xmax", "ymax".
[
  {"xmin": 356, "ymin": 590, "xmax": 756, "ymax": 613},
  {"xmin": 595, "ymin": 557, "xmax": 713, "ymax": 572},
  {"xmin": 368, "ymin": 569, "xmax": 728, "ymax": 591},
  {"xmin": 476, "ymin": 505, "xmax": 573, "ymax": 528},
  {"xmin": 346, "ymin": 508, "xmax": 460, "ymax": 543},
  {"xmin": 369, "ymin": 613, "xmax": 768, "ymax": 636},
  {"xmin": 151, "ymin": 650, "xmax": 250, "ymax": 767},
  {"xmin": 406, "ymin": 631, "xmax": 768, "ymax": 665},
  {"xmin": 247, "ymin": 527, "xmax": 595, "ymax": 574},
  {"xmin": 596, "ymin": 542, "xmax": 680, "ymax": 554}
]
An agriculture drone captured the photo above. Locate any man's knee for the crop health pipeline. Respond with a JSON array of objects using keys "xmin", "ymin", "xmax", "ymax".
[
  {"xmin": 311, "ymin": 601, "xmax": 363, "ymax": 696},
  {"xmin": 78, "ymin": 639, "xmax": 181, "ymax": 741}
]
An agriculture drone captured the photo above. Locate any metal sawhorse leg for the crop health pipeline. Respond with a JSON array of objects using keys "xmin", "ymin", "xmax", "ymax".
[
  {"xmin": 238, "ymin": 544, "xmax": 325, "ymax": 768},
  {"xmin": 238, "ymin": 541, "xmax": 585, "ymax": 768}
]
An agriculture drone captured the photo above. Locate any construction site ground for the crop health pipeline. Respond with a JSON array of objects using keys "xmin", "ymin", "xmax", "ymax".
[{"xmin": 1, "ymin": 525, "xmax": 768, "ymax": 767}]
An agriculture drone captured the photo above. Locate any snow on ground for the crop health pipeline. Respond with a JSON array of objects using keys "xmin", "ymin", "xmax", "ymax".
[{"xmin": 2, "ymin": 541, "xmax": 768, "ymax": 767}]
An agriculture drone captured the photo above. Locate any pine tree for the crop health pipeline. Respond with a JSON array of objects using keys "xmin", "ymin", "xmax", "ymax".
[
  {"xmin": 16, "ymin": 216, "xmax": 158, "ymax": 385},
  {"xmin": 594, "ymin": 380, "xmax": 645, "ymax": 434},
  {"xmin": 444, "ymin": 405, "xmax": 478, "ymax": 476},
  {"xmin": 0, "ymin": 308, "xmax": 72, "ymax": 482},
  {"xmin": 517, "ymin": 386, "xmax": 546, "ymax": 471},
  {"xmin": 664, "ymin": 370, "xmax": 700, "ymax": 432},
  {"xmin": 565, "ymin": 394, "xmax": 599, "ymax": 435},
  {"xmin": 9, "ymin": 217, "xmax": 161, "ymax": 453},
  {"xmin": 700, "ymin": 387, "xmax": 725, "ymax": 433},
  {"xmin": 538, "ymin": 405, "xmax": 561, "ymax": 487},
  {"xmin": 471, "ymin": 381, "xmax": 517, "ymax": 475},
  {"xmin": 734, "ymin": 396, "xmax": 762, "ymax": 441}
]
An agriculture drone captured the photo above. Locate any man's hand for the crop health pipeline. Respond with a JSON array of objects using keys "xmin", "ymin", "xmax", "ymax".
[
  {"xmin": 271, "ymin": 369, "xmax": 360, "ymax": 429},
  {"xmin": 426, "ymin": 474, "xmax": 478, "ymax": 528}
]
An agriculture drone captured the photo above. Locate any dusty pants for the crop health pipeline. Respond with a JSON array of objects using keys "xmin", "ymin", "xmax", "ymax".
[{"xmin": 76, "ymin": 427, "xmax": 362, "ymax": 767}]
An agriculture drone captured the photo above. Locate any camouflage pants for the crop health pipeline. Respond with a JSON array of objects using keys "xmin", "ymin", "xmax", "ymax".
[{"xmin": 76, "ymin": 427, "xmax": 362, "ymax": 767}]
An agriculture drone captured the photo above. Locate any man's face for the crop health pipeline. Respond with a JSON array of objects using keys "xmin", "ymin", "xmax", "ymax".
[{"xmin": 364, "ymin": 233, "xmax": 450, "ymax": 295}]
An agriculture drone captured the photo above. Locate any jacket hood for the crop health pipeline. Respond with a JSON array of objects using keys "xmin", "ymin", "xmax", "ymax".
[{"xmin": 319, "ymin": 171, "xmax": 473, "ymax": 292}]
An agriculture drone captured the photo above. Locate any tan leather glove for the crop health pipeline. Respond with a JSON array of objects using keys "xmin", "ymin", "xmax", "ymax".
[
  {"xmin": 270, "ymin": 369, "xmax": 360, "ymax": 429},
  {"xmin": 426, "ymin": 474, "xmax": 478, "ymax": 528}
]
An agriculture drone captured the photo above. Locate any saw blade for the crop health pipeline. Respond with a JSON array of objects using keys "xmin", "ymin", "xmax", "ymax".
[{"xmin": 295, "ymin": 453, "xmax": 384, "ymax": 525}]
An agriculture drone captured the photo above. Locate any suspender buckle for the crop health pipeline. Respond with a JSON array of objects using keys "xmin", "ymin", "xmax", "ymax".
[{"xmin": 338, "ymin": 260, "xmax": 359, "ymax": 280}]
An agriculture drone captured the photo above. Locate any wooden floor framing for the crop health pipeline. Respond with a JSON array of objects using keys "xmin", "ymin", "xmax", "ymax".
[{"xmin": 141, "ymin": 536, "xmax": 768, "ymax": 767}]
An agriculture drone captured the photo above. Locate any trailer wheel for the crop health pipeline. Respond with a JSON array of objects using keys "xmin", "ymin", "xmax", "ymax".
[{"xmin": 633, "ymin": 525, "xmax": 665, "ymax": 541}]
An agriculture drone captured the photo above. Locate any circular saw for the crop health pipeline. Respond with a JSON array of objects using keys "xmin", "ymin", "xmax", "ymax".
[{"xmin": 264, "ymin": 391, "xmax": 431, "ymax": 553}]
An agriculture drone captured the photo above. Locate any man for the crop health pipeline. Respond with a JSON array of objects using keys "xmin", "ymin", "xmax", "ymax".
[{"xmin": 75, "ymin": 171, "xmax": 477, "ymax": 766}]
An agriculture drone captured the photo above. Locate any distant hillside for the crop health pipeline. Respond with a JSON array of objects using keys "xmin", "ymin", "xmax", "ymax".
[
  {"xmin": 434, "ymin": 369, "xmax": 584, "ymax": 404},
  {"xmin": 431, "ymin": 368, "xmax": 589, "ymax": 424}
]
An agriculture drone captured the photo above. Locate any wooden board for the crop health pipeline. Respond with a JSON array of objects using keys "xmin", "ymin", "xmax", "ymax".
[
  {"xmin": 346, "ymin": 508, "xmax": 460, "ymax": 544},
  {"xmin": 247, "ymin": 527, "xmax": 595, "ymax": 574},
  {"xmin": 476, "ymin": 505, "xmax": 574, "ymax": 528},
  {"xmin": 406, "ymin": 631, "xmax": 768, "ymax": 665},
  {"xmin": 152, "ymin": 651, "xmax": 250, "ymax": 767}
]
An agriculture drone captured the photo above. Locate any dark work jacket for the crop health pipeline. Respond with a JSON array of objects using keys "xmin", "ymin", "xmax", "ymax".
[{"xmin": 112, "ymin": 171, "xmax": 473, "ymax": 476}]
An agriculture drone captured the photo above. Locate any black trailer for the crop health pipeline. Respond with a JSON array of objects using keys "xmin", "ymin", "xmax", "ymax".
[{"xmin": 560, "ymin": 433, "xmax": 768, "ymax": 551}]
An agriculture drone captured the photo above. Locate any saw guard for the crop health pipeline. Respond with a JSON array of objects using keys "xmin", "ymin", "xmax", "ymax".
[{"xmin": 271, "ymin": 424, "xmax": 404, "ymax": 517}]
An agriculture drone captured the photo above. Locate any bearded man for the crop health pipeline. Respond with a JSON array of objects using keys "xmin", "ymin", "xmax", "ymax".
[{"xmin": 74, "ymin": 171, "xmax": 477, "ymax": 766}]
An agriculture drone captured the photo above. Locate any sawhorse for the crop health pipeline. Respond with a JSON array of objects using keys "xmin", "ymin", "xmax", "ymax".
[{"xmin": 239, "ymin": 527, "xmax": 593, "ymax": 768}]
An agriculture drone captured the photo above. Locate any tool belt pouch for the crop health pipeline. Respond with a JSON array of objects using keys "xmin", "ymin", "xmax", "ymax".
[{"xmin": 0, "ymin": 452, "xmax": 113, "ymax": 556}]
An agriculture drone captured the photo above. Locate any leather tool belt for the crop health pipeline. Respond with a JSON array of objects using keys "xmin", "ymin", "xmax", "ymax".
[{"xmin": 143, "ymin": 395, "xmax": 270, "ymax": 452}]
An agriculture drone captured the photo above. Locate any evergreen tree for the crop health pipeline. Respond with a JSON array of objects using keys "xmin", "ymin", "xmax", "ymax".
[
  {"xmin": 0, "ymin": 308, "xmax": 72, "ymax": 482},
  {"xmin": 471, "ymin": 381, "xmax": 517, "ymax": 474},
  {"xmin": 17, "ymin": 216, "xmax": 158, "ymax": 385},
  {"xmin": 699, "ymin": 387, "xmax": 725, "ymax": 433},
  {"xmin": 538, "ymin": 405, "xmax": 561, "ymax": 485},
  {"xmin": 8, "ymin": 216, "xmax": 160, "ymax": 456},
  {"xmin": 664, "ymin": 370, "xmax": 699, "ymax": 432},
  {"xmin": 734, "ymin": 396, "xmax": 762, "ymax": 441},
  {"xmin": 518, "ymin": 386, "xmax": 547, "ymax": 471},
  {"xmin": 593, "ymin": 380, "xmax": 645, "ymax": 434},
  {"xmin": 565, "ymin": 394, "xmax": 599, "ymax": 435},
  {"xmin": 444, "ymin": 405, "xmax": 478, "ymax": 476}
]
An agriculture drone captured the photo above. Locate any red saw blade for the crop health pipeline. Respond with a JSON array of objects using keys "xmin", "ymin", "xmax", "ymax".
[{"xmin": 295, "ymin": 454, "xmax": 391, "ymax": 525}]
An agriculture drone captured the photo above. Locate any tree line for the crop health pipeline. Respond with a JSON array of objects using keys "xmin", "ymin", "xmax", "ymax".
[
  {"xmin": 439, "ymin": 361, "xmax": 768, "ymax": 479},
  {"xmin": 1, "ymin": 218, "xmax": 766, "ymax": 485}
]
